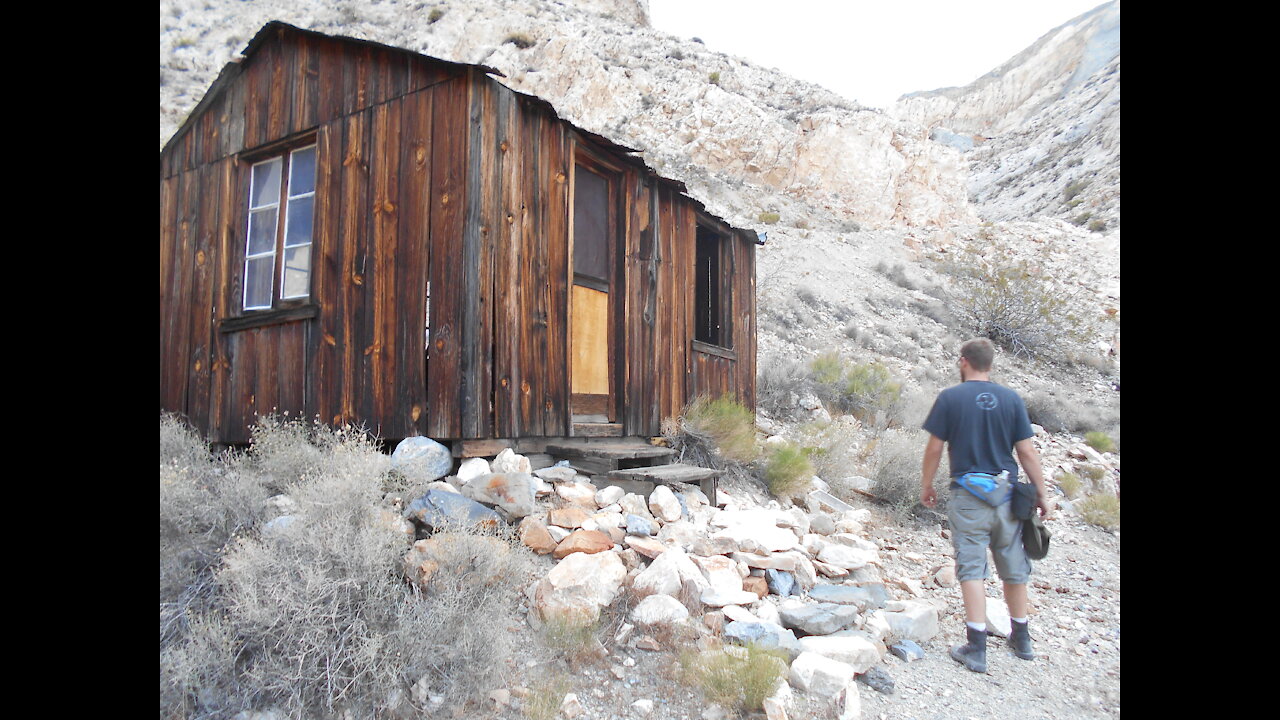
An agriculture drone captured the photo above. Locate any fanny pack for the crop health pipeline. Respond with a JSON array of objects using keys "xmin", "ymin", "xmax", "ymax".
[{"xmin": 954, "ymin": 470, "xmax": 1012, "ymax": 507}]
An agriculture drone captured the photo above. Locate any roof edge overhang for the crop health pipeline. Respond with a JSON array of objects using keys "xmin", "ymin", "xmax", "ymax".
[{"xmin": 162, "ymin": 21, "xmax": 760, "ymax": 242}]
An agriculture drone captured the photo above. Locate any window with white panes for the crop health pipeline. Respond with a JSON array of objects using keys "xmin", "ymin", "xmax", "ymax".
[{"xmin": 243, "ymin": 144, "xmax": 316, "ymax": 310}]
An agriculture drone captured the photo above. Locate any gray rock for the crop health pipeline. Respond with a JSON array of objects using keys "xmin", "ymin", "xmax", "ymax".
[
  {"xmin": 262, "ymin": 514, "xmax": 296, "ymax": 536},
  {"xmin": 723, "ymin": 621, "xmax": 801, "ymax": 659},
  {"xmin": 390, "ymin": 436, "xmax": 454, "ymax": 482},
  {"xmin": 404, "ymin": 489, "xmax": 502, "ymax": 531},
  {"xmin": 856, "ymin": 666, "xmax": 895, "ymax": 695},
  {"xmin": 765, "ymin": 569, "xmax": 796, "ymax": 597},
  {"xmin": 808, "ymin": 512, "xmax": 836, "ymax": 536},
  {"xmin": 789, "ymin": 651, "xmax": 854, "ymax": 699},
  {"xmin": 626, "ymin": 513, "xmax": 654, "ymax": 537},
  {"xmin": 882, "ymin": 601, "xmax": 939, "ymax": 642},
  {"xmin": 796, "ymin": 634, "xmax": 880, "ymax": 673},
  {"xmin": 807, "ymin": 584, "xmax": 877, "ymax": 611},
  {"xmin": 888, "ymin": 640, "xmax": 924, "ymax": 662},
  {"xmin": 779, "ymin": 602, "xmax": 861, "ymax": 635}
]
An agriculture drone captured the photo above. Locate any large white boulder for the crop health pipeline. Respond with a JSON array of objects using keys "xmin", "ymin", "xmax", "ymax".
[{"xmin": 789, "ymin": 652, "xmax": 855, "ymax": 699}]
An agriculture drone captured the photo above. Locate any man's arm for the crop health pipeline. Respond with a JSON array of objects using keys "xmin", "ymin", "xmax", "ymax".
[
  {"xmin": 921, "ymin": 434, "xmax": 945, "ymax": 508},
  {"xmin": 1014, "ymin": 438, "xmax": 1052, "ymax": 519}
]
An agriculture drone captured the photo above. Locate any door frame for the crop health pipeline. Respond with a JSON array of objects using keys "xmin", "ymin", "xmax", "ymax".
[{"xmin": 567, "ymin": 139, "xmax": 625, "ymax": 427}]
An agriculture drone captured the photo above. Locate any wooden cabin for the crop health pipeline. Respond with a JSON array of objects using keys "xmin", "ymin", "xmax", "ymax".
[{"xmin": 159, "ymin": 22, "xmax": 760, "ymax": 450}]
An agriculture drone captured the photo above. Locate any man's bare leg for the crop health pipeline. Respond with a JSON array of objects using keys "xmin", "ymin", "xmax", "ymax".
[
  {"xmin": 1004, "ymin": 582, "xmax": 1028, "ymax": 618},
  {"xmin": 961, "ymin": 580, "xmax": 986, "ymax": 624}
]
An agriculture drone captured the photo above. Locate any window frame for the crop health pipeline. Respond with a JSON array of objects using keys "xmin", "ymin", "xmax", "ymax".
[
  {"xmin": 693, "ymin": 220, "xmax": 734, "ymax": 352},
  {"xmin": 237, "ymin": 134, "xmax": 318, "ymax": 316}
]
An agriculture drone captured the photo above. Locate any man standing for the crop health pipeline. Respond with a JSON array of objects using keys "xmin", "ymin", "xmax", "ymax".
[{"xmin": 920, "ymin": 338, "xmax": 1051, "ymax": 673}]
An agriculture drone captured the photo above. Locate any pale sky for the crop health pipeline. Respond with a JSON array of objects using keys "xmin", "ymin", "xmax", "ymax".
[{"xmin": 646, "ymin": 0, "xmax": 1111, "ymax": 108}]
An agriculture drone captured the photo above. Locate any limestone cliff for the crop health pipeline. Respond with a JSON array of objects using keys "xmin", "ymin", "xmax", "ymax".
[{"xmin": 159, "ymin": 0, "xmax": 976, "ymax": 230}]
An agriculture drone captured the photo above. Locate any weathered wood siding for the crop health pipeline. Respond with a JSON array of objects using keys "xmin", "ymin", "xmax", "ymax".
[
  {"xmin": 160, "ymin": 26, "xmax": 468, "ymax": 443},
  {"xmin": 160, "ymin": 23, "xmax": 756, "ymax": 445}
]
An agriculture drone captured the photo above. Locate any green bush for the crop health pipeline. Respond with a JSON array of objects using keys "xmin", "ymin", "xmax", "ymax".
[
  {"xmin": 1084, "ymin": 431, "xmax": 1116, "ymax": 454},
  {"xmin": 1077, "ymin": 493, "xmax": 1120, "ymax": 530},
  {"xmin": 677, "ymin": 394, "xmax": 761, "ymax": 464},
  {"xmin": 708, "ymin": 71, "xmax": 721, "ymax": 84},
  {"xmin": 678, "ymin": 643, "xmax": 789, "ymax": 714},
  {"xmin": 762, "ymin": 442, "xmax": 814, "ymax": 498},
  {"xmin": 1057, "ymin": 471, "xmax": 1083, "ymax": 499},
  {"xmin": 842, "ymin": 362, "xmax": 903, "ymax": 419},
  {"xmin": 810, "ymin": 351, "xmax": 844, "ymax": 386},
  {"xmin": 1088, "ymin": 219, "xmax": 1107, "ymax": 232},
  {"xmin": 1063, "ymin": 179, "xmax": 1090, "ymax": 203},
  {"xmin": 758, "ymin": 211, "xmax": 780, "ymax": 224},
  {"xmin": 809, "ymin": 352, "xmax": 902, "ymax": 423}
]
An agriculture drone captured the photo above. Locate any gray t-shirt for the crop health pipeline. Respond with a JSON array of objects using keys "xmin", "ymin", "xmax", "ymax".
[{"xmin": 922, "ymin": 380, "xmax": 1034, "ymax": 481}]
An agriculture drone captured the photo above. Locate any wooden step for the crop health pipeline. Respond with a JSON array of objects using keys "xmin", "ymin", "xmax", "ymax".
[
  {"xmin": 606, "ymin": 463, "xmax": 722, "ymax": 506},
  {"xmin": 545, "ymin": 439, "xmax": 674, "ymax": 476},
  {"xmin": 572, "ymin": 422, "xmax": 624, "ymax": 437}
]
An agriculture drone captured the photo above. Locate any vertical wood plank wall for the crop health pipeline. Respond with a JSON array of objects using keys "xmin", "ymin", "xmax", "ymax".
[{"xmin": 160, "ymin": 24, "xmax": 756, "ymax": 445}]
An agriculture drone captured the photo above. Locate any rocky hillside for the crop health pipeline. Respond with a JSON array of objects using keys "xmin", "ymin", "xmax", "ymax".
[
  {"xmin": 160, "ymin": 0, "xmax": 977, "ymax": 231},
  {"xmin": 891, "ymin": 1, "xmax": 1120, "ymax": 229}
]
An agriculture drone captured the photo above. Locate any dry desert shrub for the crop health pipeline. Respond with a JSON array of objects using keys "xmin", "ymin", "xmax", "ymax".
[
  {"xmin": 795, "ymin": 417, "xmax": 862, "ymax": 481},
  {"xmin": 677, "ymin": 643, "xmax": 789, "ymax": 714},
  {"xmin": 755, "ymin": 353, "xmax": 813, "ymax": 421},
  {"xmin": 936, "ymin": 245, "xmax": 1097, "ymax": 362},
  {"xmin": 159, "ymin": 415, "xmax": 536, "ymax": 719},
  {"xmin": 1057, "ymin": 471, "xmax": 1084, "ymax": 499},
  {"xmin": 523, "ymin": 672, "xmax": 572, "ymax": 720},
  {"xmin": 870, "ymin": 428, "xmax": 948, "ymax": 521},
  {"xmin": 1077, "ymin": 492, "xmax": 1120, "ymax": 531},
  {"xmin": 1023, "ymin": 389, "xmax": 1119, "ymax": 436}
]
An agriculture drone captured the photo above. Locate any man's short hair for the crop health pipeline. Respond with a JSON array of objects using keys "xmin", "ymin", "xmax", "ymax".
[{"xmin": 961, "ymin": 338, "xmax": 995, "ymax": 371}]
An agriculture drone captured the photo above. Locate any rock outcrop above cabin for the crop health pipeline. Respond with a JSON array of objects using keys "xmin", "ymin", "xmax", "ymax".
[{"xmin": 160, "ymin": 0, "xmax": 976, "ymax": 230}]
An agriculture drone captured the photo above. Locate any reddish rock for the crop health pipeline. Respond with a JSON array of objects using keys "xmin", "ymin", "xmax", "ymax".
[
  {"xmin": 624, "ymin": 535, "xmax": 668, "ymax": 559},
  {"xmin": 743, "ymin": 576, "xmax": 769, "ymax": 598},
  {"xmin": 548, "ymin": 507, "xmax": 590, "ymax": 529},
  {"xmin": 518, "ymin": 516, "xmax": 558, "ymax": 555},
  {"xmin": 554, "ymin": 529, "xmax": 615, "ymax": 559}
]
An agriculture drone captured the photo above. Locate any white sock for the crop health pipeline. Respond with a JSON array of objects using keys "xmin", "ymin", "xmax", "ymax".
[
  {"xmin": 1011, "ymin": 617, "xmax": 1028, "ymax": 624},
  {"xmin": 966, "ymin": 621, "xmax": 986, "ymax": 632}
]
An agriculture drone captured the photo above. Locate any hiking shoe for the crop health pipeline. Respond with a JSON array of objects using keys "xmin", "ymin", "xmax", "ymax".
[
  {"xmin": 1009, "ymin": 619, "xmax": 1035, "ymax": 660},
  {"xmin": 949, "ymin": 626, "xmax": 988, "ymax": 673}
]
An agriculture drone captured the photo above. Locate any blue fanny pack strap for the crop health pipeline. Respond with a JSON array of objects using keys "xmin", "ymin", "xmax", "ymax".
[{"xmin": 955, "ymin": 471, "xmax": 1012, "ymax": 506}]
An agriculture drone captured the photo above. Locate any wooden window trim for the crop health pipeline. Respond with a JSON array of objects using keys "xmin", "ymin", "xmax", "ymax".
[
  {"xmin": 694, "ymin": 222, "xmax": 734, "ymax": 351},
  {"xmin": 220, "ymin": 304, "xmax": 319, "ymax": 333},
  {"xmin": 691, "ymin": 340, "xmax": 737, "ymax": 361},
  {"xmin": 237, "ymin": 133, "xmax": 318, "ymax": 316}
]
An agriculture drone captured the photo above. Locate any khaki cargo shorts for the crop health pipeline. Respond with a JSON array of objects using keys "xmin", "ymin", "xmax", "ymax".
[{"xmin": 948, "ymin": 484, "xmax": 1032, "ymax": 584}]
